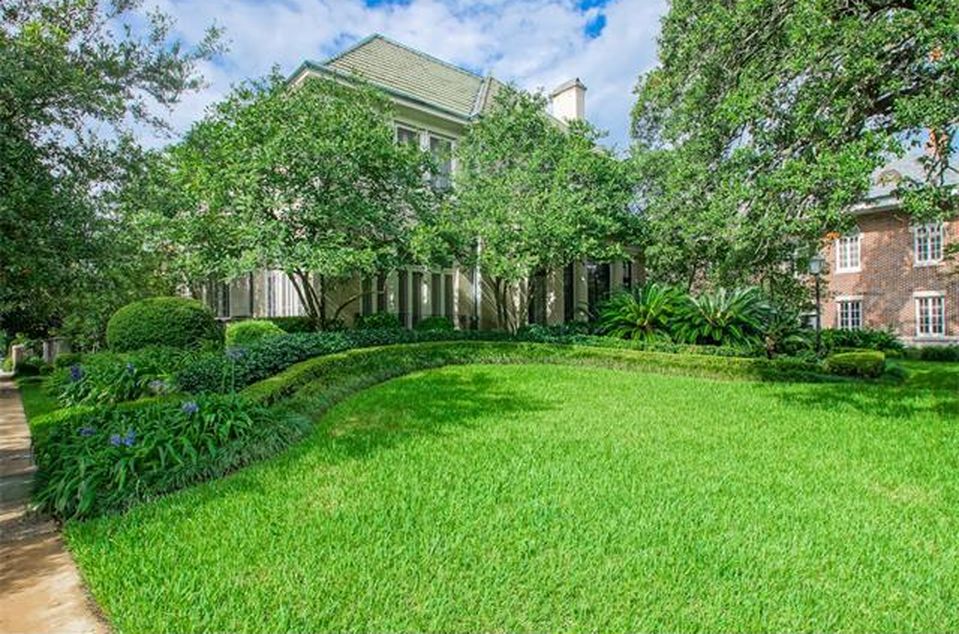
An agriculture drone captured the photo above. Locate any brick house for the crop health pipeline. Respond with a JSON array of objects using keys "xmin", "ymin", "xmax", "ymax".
[{"xmin": 820, "ymin": 156, "xmax": 958, "ymax": 345}]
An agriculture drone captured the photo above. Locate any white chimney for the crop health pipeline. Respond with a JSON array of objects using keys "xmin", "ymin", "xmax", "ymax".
[{"xmin": 549, "ymin": 78, "xmax": 587, "ymax": 122}]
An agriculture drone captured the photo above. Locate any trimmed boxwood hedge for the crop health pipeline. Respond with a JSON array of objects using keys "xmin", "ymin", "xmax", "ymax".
[
  {"xmin": 824, "ymin": 350, "xmax": 886, "ymax": 378},
  {"xmin": 175, "ymin": 328, "xmax": 765, "ymax": 395},
  {"xmin": 106, "ymin": 297, "xmax": 223, "ymax": 352},
  {"xmin": 242, "ymin": 341, "xmax": 830, "ymax": 406}
]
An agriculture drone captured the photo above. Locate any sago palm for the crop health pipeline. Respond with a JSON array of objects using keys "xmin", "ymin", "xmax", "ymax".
[
  {"xmin": 673, "ymin": 287, "xmax": 771, "ymax": 346},
  {"xmin": 597, "ymin": 283, "xmax": 679, "ymax": 342}
]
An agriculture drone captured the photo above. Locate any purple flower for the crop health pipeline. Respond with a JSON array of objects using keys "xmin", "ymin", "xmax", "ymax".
[
  {"xmin": 181, "ymin": 401, "xmax": 199, "ymax": 415},
  {"xmin": 122, "ymin": 429, "xmax": 136, "ymax": 447},
  {"xmin": 78, "ymin": 426, "xmax": 96, "ymax": 437},
  {"xmin": 69, "ymin": 364, "xmax": 85, "ymax": 382},
  {"xmin": 226, "ymin": 347, "xmax": 245, "ymax": 361},
  {"xmin": 109, "ymin": 434, "xmax": 122, "ymax": 447}
]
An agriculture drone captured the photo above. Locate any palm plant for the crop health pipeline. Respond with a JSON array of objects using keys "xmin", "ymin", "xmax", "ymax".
[
  {"xmin": 597, "ymin": 283, "xmax": 680, "ymax": 342},
  {"xmin": 673, "ymin": 287, "xmax": 771, "ymax": 347}
]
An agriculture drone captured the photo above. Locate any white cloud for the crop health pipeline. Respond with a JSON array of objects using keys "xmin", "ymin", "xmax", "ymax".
[{"xmin": 142, "ymin": 0, "xmax": 667, "ymax": 148}]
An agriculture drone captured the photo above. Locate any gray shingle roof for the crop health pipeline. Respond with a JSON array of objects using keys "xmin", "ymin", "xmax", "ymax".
[
  {"xmin": 309, "ymin": 35, "xmax": 501, "ymax": 120},
  {"xmin": 866, "ymin": 154, "xmax": 959, "ymax": 201}
]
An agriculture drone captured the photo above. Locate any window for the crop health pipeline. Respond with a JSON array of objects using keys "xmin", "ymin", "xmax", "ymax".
[
  {"xmin": 914, "ymin": 223, "xmax": 944, "ymax": 265},
  {"xmin": 835, "ymin": 229, "xmax": 861, "ymax": 272},
  {"xmin": 916, "ymin": 294, "xmax": 945, "ymax": 337},
  {"xmin": 396, "ymin": 126, "xmax": 418, "ymax": 147},
  {"xmin": 837, "ymin": 299, "xmax": 862, "ymax": 330},
  {"xmin": 429, "ymin": 135, "xmax": 453, "ymax": 190}
]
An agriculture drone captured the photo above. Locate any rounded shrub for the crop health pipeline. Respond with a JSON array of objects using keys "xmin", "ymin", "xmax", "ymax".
[
  {"xmin": 106, "ymin": 297, "xmax": 223, "ymax": 352},
  {"xmin": 226, "ymin": 320, "xmax": 285, "ymax": 348},
  {"xmin": 824, "ymin": 350, "xmax": 886, "ymax": 378},
  {"xmin": 355, "ymin": 312, "xmax": 402, "ymax": 330}
]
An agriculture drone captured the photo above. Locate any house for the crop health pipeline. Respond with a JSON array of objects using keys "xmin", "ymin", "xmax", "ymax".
[
  {"xmin": 820, "ymin": 154, "xmax": 958, "ymax": 344},
  {"xmin": 205, "ymin": 34, "xmax": 640, "ymax": 329}
]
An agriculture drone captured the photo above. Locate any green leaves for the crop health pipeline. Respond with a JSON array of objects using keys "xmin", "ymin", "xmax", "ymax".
[
  {"xmin": 632, "ymin": 0, "xmax": 959, "ymax": 295},
  {"xmin": 159, "ymin": 74, "xmax": 438, "ymax": 324}
]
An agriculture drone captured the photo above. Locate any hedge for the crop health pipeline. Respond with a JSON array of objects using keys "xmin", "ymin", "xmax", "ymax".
[
  {"xmin": 106, "ymin": 297, "xmax": 223, "ymax": 352},
  {"xmin": 824, "ymin": 350, "xmax": 886, "ymax": 378},
  {"xmin": 904, "ymin": 345, "xmax": 959, "ymax": 362},
  {"xmin": 242, "ymin": 341, "xmax": 830, "ymax": 406},
  {"xmin": 176, "ymin": 328, "xmax": 764, "ymax": 395}
]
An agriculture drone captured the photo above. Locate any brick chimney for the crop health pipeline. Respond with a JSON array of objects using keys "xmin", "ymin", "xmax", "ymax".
[{"xmin": 549, "ymin": 78, "xmax": 586, "ymax": 122}]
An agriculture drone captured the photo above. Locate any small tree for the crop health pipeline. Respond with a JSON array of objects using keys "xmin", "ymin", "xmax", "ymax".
[
  {"xmin": 160, "ymin": 74, "xmax": 437, "ymax": 326},
  {"xmin": 453, "ymin": 86, "xmax": 637, "ymax": 330}
]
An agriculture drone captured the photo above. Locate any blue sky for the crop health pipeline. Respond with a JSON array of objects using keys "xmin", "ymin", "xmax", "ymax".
[{"xmin": 149, "ymin": 0, "xmax": 667, "ymax": 149}]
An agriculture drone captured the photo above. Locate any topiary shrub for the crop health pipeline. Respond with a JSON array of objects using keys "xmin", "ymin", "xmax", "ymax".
[
  {"xmin": 355, "ymin": 312, "xmax": 402, "ymax": 330},
  {"xmin": 226, "ymin": 320, "xmax": 285, "ymax": 348},
  {"xmin": 414, "ymin": 316, "xmax": 455, "ymax": 332},
  {"xmin": 824, "ymin": 350, "xmax": 886, "ymax": 378},
  {"xmin": 106, "ymin": 297, "xmax": 223, "ymax": 352}
]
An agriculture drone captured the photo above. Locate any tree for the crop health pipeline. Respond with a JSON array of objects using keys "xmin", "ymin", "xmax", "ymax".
[
  {"xmin": 631, "ymin": 0, "xmax": 959, "ymax": 301},
  {"xmin": 454, "ymin": 86, "xmax": 637, "ymax": 330},
  {"xmin": 0, "ymin": 0, "xmax": 221, "ymax": 340},
  {"xmin": 158, "ymin": 74, "xmax": 437, "ymax": 326}
]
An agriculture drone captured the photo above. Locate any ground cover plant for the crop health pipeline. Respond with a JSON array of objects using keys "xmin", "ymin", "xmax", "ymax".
[{"xmin": 65, "ymin": 362, "xmax": 958, "ymax": 632}]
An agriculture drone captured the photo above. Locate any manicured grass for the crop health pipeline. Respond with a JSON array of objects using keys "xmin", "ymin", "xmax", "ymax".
[
  {"xmin": 66, "ymin": 364, "xmax": 957, "ymax": 632},
  {"xmin": 15, "ymin": 375, "xmax": 59, "ymax": 421}
]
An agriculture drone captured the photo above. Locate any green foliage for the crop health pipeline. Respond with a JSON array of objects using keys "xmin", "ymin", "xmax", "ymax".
[
  {"xmin": 631, "ymin": 0, "xmax": 959, "ymax": 295},
  {"xmin": 452, "ymin": 86, "xmax": 638, "ymax": 330},
  {"xmin": 414, "ymin": 316, "xmax": 455, "ymax": 332},
  {"xmin": 761, "ymin": 307, "xmax": 814, "ymax": 358},
  {"xmin": 354, "ymin": 312, "xmax": 402, "ymax": 331},
  {"xmin": 154, "ymin": 75, "xmax": 436, "ymax": 325},
  {"xmin": 824, "ymin": 351, "xmax": 886, "ymax": 378},
  {"xmin": 266, "ymin": 316, "xmax": 316, "ymax": 334},
  {"xmin": 821, "ymin": 328, "xmax": 903, "ymax": 354},
  {"xmin": 106, "ymin": 297, "xmax": 223, "ymax": 352},
  {"xmin": 32, "ymin": 394, "xmax": 307, "ymax": 519},
  {"xmin": 0, "ymin": 1, "xmax": 220, "ymax": 340},
  {"xmin": 53, "ymin": 352, "xmax": 83, "ymax": 369},
  {"xmin": 673, "ymin": 287, "xmax": 771, "ymax": 346},
  {"xmin": 904, "ymin": 345, "xmax": 959, "ymax": 362},
  {"xmin": 597, "ymin": 283, "xmax": 680, "ymax": 342},
  {"xmin": 46, "ymin": 346, "xmax": 188, "ymax": 407},
  {"xmin": 13, "ymin": 356, "xmax": 49, "ymax": 376},
  {"xmin": 225, "ymin": 320, "xmax": 285, "ymax": 348}
]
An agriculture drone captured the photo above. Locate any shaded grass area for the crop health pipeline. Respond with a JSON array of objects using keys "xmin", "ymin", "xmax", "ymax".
[
  {"xmin": 66, "ymin": 364, "xmax": 958, "ymax": 633},
  {"xmin": 15, "ymin": 376, "xmax": 59, "ymax": 420}
]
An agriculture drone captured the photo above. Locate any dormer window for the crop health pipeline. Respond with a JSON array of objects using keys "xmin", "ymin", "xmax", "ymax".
[
  {"xmin": 914, "ymin": 222, "xmax": 943, "ymax": 266},
  {"xmin": 835, "ymin": 229, "xmax": 861, "ymax": 273}
]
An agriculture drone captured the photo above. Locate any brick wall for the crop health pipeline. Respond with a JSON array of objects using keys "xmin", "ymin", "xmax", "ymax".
[{"xmin": 821, "ymin": 210, "xmax": 958, "ymax": 344}]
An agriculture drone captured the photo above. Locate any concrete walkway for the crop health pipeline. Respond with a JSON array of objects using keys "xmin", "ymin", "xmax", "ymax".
[{"xmin": 0, "ymin": 376, "xmax": 107, "ymax": 634}]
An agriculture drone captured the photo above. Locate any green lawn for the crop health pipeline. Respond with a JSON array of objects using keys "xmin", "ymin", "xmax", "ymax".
[
  {"xmin": 66, "ymin": 363, "xmax": 958, "ymax": 632},
  {"xmin": 15, "ymin": 375, "xmax": 59, "ymax": 420}
]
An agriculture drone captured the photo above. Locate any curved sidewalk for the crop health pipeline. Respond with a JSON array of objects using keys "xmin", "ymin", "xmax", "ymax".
[{"xmin": 0, "ymin": 377, "xmax": 107, "ymax": 634}]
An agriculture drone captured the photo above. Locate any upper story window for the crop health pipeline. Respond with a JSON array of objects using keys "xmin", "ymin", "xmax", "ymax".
[
  {"xmin": 837, "ymin": 298, "xmax": 862, "ymax": 330},
  {"xmin": 396, "ymin": 126, "xmax": 419, "ymax": 147},
  {"xmin": 914, "ymin": 222, "xmax": 944, "ymax": 266},
  {"xmin": 835, "ymin": 229, "xmax": 861, "ymax": 273},
  {"xmin": 429, "ymin": 135, "xmax": 453, "ymax": 190},
  {"xmin": 915, "ymin": 293, "xmax": 945, "ymax": 337}
]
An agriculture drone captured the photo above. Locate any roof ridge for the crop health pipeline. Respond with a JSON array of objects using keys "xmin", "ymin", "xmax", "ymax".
[
  {"xmin": 321, "ymin": 33, "xmax": 378, "ymax": 66},
  {"xmin": 363, "ymin": 34, "xmax": 484, "ymax": 80}
]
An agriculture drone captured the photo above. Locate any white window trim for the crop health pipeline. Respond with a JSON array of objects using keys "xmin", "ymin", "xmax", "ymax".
[
  {"xmin": 835, "ymin": 230, "xmax": 862, "ymax": 274},
  {"xmin": 914, "ymin": 291, "xmax": 946, "ymax": 338},
  {"xmin": 836, "ymin": 297, "xmax": 863, "ymax": 330},
  {"xmin": 912, "ymin": 222, "xmax": 944, "ymax": 267}
]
